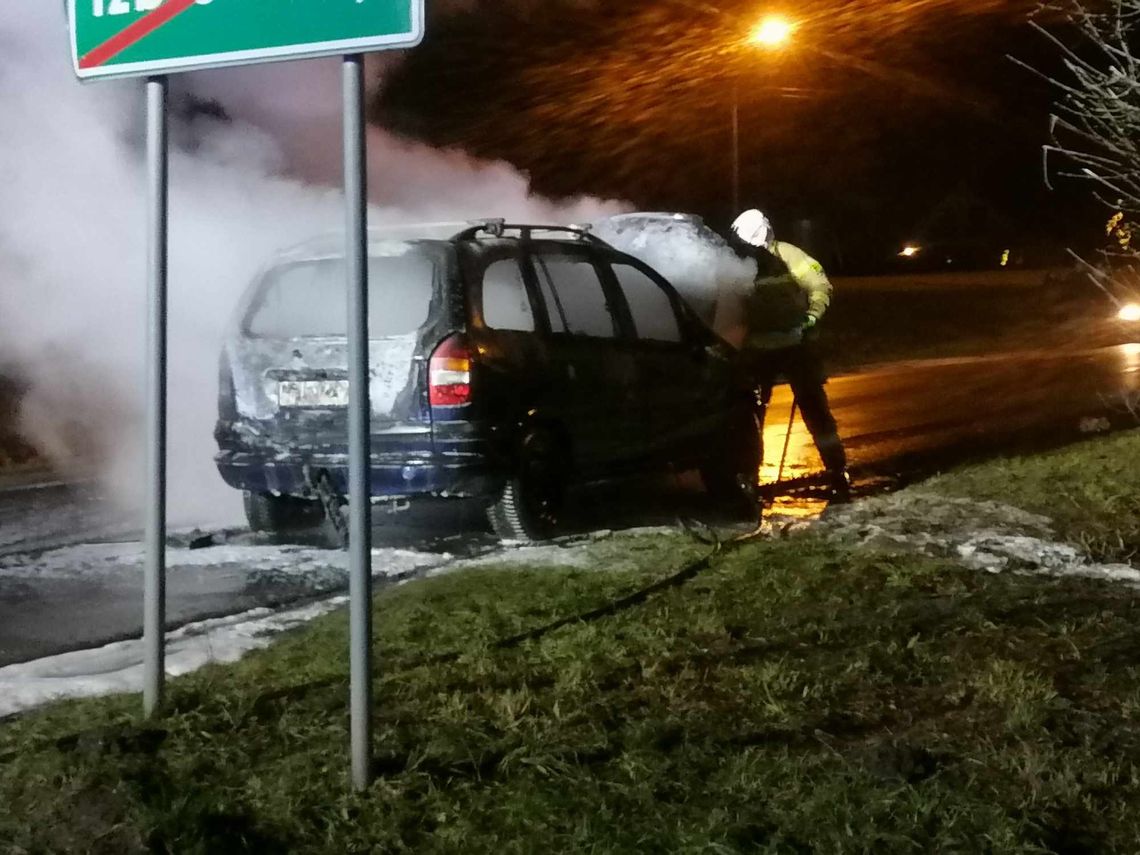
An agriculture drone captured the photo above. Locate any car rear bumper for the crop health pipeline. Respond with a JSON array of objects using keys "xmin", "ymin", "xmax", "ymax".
[{"xmin": 215, "ymin": 450, "xmax": 502, "ymax": 500}]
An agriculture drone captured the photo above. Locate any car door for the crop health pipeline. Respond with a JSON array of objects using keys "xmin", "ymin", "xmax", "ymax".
[
  {"xmin": 605, "ymin": 257, "xmax": 729, "ymax": 461},
  {"xmin": 467, "ymin": 245, "xmax": 551, "ymax": 443},
  {"xmin": 525, "ymin": 242, "xmax": 640, "ymax": 472}
]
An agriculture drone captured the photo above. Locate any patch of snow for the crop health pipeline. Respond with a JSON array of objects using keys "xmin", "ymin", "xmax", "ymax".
[
  {"xmin": 0, "ymin": 528, "xmax": 681, "ymax": 717},
  {"xmin": 0, "ymin": 541, "xmax": 451, "ymax": 581},
  {"xmin": 1079, "ymin": 416, "xmax": 1112, "ymax": 435},
  {"xmin": 453, "ymin": 528, "xmax": 682, "ymax": 571},
  {"xmin": 953, "ymin": 533, "xmax": 1140, "ymax": 583},
  {"xmin": 0, "ymin": 597, "xmax": 347, "ymax": 718},
  {"xmin": 819, "ymin": 491, "xmax": 1140, "ymax": 584},
  {"xmin": 456, "ymin": 543, "xmax": 596, "ymax": 569}
]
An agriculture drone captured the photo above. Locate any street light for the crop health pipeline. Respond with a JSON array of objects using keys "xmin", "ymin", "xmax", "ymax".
[
  {"xmin": 750, "ymin": 15, "xmax": 796, "ymax": 49},
  {"xmin": 732, "ymin": 15, "xmax": 797, "ymax": 215}
]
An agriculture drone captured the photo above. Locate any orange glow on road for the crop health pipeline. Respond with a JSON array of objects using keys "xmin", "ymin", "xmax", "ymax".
[
  {"xmin": 759, "ymin": 388, "xmax": 836, "ymax": 519},
  {"xmin": 759, "ymin": 388, "xmax": 817, "ymax": 485}
]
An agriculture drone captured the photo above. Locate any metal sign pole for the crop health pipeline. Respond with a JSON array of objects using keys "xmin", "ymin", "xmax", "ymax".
[
  {"xmin": 343, "ymin": 54, "xmax": 374, "ymax": 792},
  {"xmin": 143, "ymin": 74, "xmax": 169, "ymax": 718}
]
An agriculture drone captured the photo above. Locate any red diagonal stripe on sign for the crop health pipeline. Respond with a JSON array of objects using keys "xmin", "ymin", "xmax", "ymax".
[{"xmin": 79, "ymin": 0, "xmax": 199, "ymax": 70}]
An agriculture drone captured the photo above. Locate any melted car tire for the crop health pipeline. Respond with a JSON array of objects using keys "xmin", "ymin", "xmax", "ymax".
[
  {"xmin": 487, "ymin": 434, "xmax": 564, "ymax": 542},
  {"xmin": 700, "ymin": 407, "xmax": 761, "ymax": 514},
  {"xmin": 243, "ymin": 491, "xmax": 321, "ymax": 534}
]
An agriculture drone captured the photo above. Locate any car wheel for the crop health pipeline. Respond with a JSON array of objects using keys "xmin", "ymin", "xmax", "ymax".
[
  {"xmin": 699, "ymin": 406, "xmax": 761, "ymax": 512},
  {"xmin": 487, "ymin": 433, "xmax": 564, "ymax": 542},
  {"xmin": 243, "ymin": 491, "xmax": 322, "ymax": 534}
]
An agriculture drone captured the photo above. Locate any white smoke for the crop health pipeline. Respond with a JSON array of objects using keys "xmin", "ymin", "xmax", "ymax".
[
  {"xmin": 0, "ymin": 6, "xmax": 621, "ymax": 525},
  {"xmin": 593, "ymin": 214, "xmax": 756, "ymax": 348}
]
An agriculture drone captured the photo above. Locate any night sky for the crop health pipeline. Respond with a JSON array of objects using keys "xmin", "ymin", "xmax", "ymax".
[{"xmin": 378, "ymin": 0, "xmax": 1104, "ymax": 272}]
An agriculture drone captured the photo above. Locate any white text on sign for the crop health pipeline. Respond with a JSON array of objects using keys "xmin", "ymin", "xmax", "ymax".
[{"xmin": 91, "ymin": 0, "xmax": 213, "ymax": 17}]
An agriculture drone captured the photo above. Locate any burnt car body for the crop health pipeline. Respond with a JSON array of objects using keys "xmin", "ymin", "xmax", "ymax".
[{"xmin": 215, "ymin": 221, "xmax": 758, "ymax": 540}]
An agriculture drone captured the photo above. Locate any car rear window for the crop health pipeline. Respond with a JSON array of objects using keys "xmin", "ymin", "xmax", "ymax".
[
  {"xmin": 482, "ymin": 258, "xmax": 535, "ymax": 332},
  {"xmin": 246, "ymin": 250, "xmax": 437, "ymax": 339}
]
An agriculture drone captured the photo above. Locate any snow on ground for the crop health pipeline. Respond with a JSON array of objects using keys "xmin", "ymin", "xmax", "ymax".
[
  {"xmin": 0, "ymin": 540, "xmax": 452, "ymax": 580},
  {"xmin": 454, "ymin": 528, "xmax": 675, "ymax": 571},
  {"xmin": 0, "ymin": 597, "xmax": 348, "ymax": 718},
  {"xmin": 0, "ymin": 535, "xmax": 462, "ymax": 716},
  {"xmin": 449, "ymin": 526, "xmax": 684, "ymax": 572},
  {"xmin": 817, "ymin": 491, "xmax": 1140, "ymax": 584},
  {"xmin": 454, "ymin": 543, "xmax": 595, "ymax": 569},
  {"xmin": 6, "ymin": 488, "xmax": 1137, "ymax": 721},
  {"xmin": 0, "ymin": 533, "xmax": 619, "ymax": 718}
]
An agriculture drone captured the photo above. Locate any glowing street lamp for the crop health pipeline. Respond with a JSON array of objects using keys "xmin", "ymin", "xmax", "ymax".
[
  {"xmin": 1118, "ymin": 302, "xmax": 1140, "ymax": 322},
  {"xmin": 731, "ymin": 14, "xmax": 797, "ymax": 215},
  {"xmin": 749, "ymin": 15, "xmax": 796, "ymax": 49}
]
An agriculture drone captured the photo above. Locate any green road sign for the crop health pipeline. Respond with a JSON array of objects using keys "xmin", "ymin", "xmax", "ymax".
[{"xmin": 69, "ymin": 0, "xmax": 424, "ymax": 80}]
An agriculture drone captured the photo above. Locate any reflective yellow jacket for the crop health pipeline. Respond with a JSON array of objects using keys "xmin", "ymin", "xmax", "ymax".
[{"xmin": 743, "ymin": 241, "xmax": 832, "ymax": 351}]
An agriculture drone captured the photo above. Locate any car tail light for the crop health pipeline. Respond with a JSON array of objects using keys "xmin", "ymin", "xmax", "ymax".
[{"xmin": 429, "ymin": 335, "xmax": 473, "ymax": 406}]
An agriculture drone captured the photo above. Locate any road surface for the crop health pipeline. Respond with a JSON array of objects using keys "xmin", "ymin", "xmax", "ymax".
[
  {"xmin": 2, "ymin": 343, "xmax": 1137, "ymax": 667},
  {"xmin": 767, "ymin": 344, "xmax": 1140, "ymax": 485}
]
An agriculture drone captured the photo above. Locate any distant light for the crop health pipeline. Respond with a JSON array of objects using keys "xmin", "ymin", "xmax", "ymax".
[
  {"xmin": 1000, "ymin": 249, "xmax": 1010, "ymax": 267},
  {"xmin": 750, "ymin": 16, "xmax": 796, "ymax": 48},
  {"xmin": 1118, "ymin": 303, "xmax": 1140, "ymax": 322},
  {"xmin": 899, "ymin": 245, "xmax": 921, "ymax": 258}
]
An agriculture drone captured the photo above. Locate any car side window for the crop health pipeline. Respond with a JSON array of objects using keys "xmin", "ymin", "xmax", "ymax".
[
  {"xmin": 612, "ymin": 264, "xmax": 683, "ymax": 343},
  {"xmin": 482, "ymin": 258, "xmax": 535, "ymax": 332},
  {"xmin": 533, "ymin": 254, "xmax": 618, "ymax": 338}
]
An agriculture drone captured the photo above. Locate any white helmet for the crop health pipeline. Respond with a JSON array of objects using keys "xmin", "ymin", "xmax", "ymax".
[{"xmin": 731, "ymin": 209, "xmax": 774, "ymax": 249}]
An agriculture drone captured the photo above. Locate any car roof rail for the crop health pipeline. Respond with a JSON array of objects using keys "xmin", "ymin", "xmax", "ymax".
[{"xmin": 452, "ymin": 219, "xmax": 614, "ymax": 247}]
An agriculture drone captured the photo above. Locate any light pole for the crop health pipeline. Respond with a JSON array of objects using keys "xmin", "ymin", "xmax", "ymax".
[
  {"xmin": 731, "ymin": 14, "xmax": 796, "ymax": 215},
  {"xmin": 731, "ymin": 80, "xmax": 741, "ymax": 215}
]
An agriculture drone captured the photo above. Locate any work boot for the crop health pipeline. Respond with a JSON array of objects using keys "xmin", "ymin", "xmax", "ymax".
[
  {"xmin": 814, "ymin": 434, "xmax": 850, "ymax": 505},
  {"xmin": 826, "ymin": 469, "xmax": 852, "ymax": 505}
]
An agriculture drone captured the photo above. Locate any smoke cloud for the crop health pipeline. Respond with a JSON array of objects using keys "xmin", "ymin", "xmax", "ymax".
[
  {"xmin": 592, "ymin": 215, "xmax": 756, "ymax": 349},
  {"xmin": 0, "ymin": 6, "xmax": 621, "ymax": 525}
]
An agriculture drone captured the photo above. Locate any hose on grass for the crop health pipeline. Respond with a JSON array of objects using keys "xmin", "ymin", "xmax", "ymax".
[{"xmin": 444, "ymin": 511, "xmax": 768, "ymax": 658}]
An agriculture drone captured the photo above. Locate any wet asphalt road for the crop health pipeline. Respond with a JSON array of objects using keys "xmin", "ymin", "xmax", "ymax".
[
  {"xmin": 1, "ymin": 342, "xmax": 1138, "ymax": 666},
  {"xmin": 764, "ymin": 344, "xmax": 1140, "ymax": 487}
]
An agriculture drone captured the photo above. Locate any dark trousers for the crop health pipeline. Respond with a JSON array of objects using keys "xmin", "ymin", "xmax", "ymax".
[{"xmin": 740, "ymin": 343, "xmax": 847, "ymax": 475}]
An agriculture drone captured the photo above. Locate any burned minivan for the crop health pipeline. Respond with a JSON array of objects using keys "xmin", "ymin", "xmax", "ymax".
[{"xmin": 215, "ymin": 221, "xmax": 758, "ymax": 541}]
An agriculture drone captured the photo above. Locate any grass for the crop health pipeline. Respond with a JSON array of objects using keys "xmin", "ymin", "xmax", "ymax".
[
  {"xmin": 5, "ymin": 435, "xmax": 1140, "ymax": 852},
  {"xmin": 927, "ymin": 428, "xmax": 1140, "ymax": 564}
]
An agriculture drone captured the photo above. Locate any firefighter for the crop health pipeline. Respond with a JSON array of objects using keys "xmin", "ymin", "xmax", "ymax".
[{"xmin": 728, "ymin": 208, "xmax": 851, "ymax": 503}]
